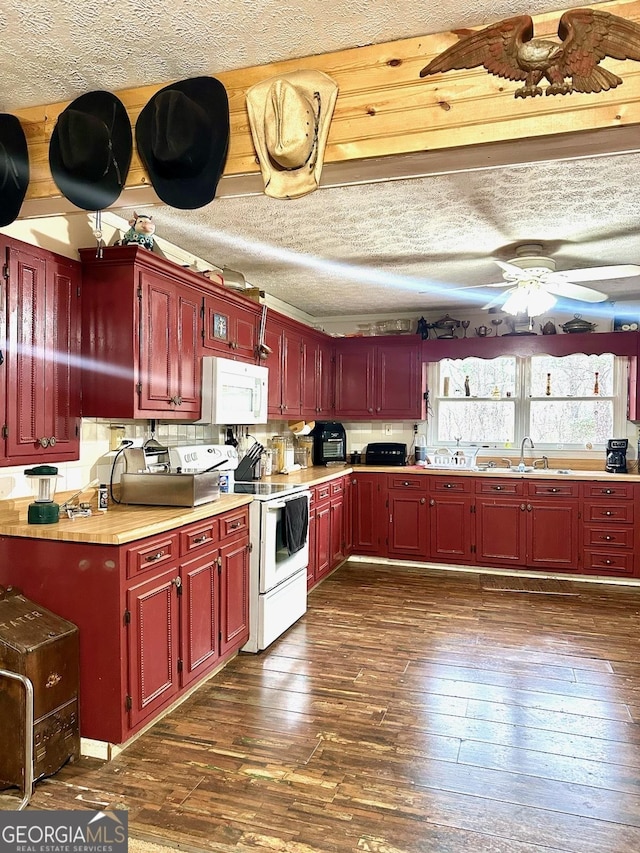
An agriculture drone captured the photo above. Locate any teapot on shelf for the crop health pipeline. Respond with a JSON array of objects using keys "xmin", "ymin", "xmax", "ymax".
[
  {"xmin": 475, "ymin": 325, "xmax": 492, "ymax": 337},
  {"xmin": 540, "ymin": 320, "xmax": 557, "ymax": 335}
]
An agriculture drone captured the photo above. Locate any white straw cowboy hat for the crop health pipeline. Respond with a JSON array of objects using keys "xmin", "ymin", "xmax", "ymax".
[{"xmin": 246, "ymin": 70, "xmax": 338, "ymax": 200}]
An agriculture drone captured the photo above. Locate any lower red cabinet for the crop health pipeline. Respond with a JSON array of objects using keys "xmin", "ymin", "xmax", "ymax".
[
  {"xmin": 387, "ymin": 489, "xmax": 429, "ymax": 559},
  {"xmin": 0, "ymin": 505, "xmax": 250, "ymax": 744},
  {"xmin": 352, "ymin": 473, "xmax": 385, "ymax": 556},
  {"xmin": 309, "ymin": 476, "xmax": 349, "ymax": 589}
]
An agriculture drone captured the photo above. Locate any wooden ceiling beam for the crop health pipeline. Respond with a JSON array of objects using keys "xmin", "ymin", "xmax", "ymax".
[{"xmin": 14, "ymin": 0, "xmax": 640, "ymax": 216}]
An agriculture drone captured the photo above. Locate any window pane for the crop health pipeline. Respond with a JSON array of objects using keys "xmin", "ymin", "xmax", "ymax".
[
  {"xmin": 530, "ymin": 400, "xmax": 614, "ymax": 443},
  {"xmin": 441, "ymin": 357, "xmax": 517, "ymax": 397},
  {"xmin": 530, "ymin": 354, "xmax": 614, "ymax": 397},
  {"xmin": 438, "ymin": 401, "xmax": 515, "ymax": 443}
]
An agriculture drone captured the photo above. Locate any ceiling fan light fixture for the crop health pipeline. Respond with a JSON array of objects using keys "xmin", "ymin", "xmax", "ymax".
[{"xmin": 502, "ymin": 283, "xmax": 557, "ymax": 318}]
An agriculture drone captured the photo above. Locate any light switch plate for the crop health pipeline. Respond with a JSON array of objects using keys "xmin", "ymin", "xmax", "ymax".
[{"xmin": 384, "ymin": 424, "xmax": 393, "ymax": 436}]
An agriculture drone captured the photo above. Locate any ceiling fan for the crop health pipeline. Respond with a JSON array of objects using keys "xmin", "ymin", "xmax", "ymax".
[{"xmin": 464, "ymin": 243, "xmax": 640, "ymax": 316}]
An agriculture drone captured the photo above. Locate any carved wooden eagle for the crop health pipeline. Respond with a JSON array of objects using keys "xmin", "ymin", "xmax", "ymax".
[{"xmin": 419, "ymin": 8, "xmax": 640, "ymax": 98}]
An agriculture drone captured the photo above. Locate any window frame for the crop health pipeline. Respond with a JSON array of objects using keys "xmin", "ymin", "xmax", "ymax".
[{"xmin": 427, "ymin": 353, "xmax": 626, "ymax": 451}]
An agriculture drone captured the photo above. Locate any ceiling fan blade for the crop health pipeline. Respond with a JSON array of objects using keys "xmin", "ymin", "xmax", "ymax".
[
  {"xmin": 558, "ymin": 264, "xmax": 640, "ymax": 283},
  {"xmin": 453, "ymin": 281, "xmax": 509, "ymax": 291},
  {"xmin": 543, "ymin": 279, "xmax": 608, "ymax": 302},
  {"xmin": 481, "ymin": 290, "xmax": 510, "ymax": 310}
]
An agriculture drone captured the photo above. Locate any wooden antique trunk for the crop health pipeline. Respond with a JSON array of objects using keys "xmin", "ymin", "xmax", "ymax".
[{"xmin": 0, "ymin": 586, "xmax": 80, "ymax": 791}]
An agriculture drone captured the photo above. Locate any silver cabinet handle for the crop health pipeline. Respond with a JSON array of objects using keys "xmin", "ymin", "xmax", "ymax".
[{"xmin": 145, "ymin": 551, "xmax": 166, "ymax": 562}]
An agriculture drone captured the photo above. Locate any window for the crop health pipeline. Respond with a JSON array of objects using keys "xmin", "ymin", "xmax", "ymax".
[{"xmin": 430, "ymin": 353, "xmax": 624, "ymax": 449}]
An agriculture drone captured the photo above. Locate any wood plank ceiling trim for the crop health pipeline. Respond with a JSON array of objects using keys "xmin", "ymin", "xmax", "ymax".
[{"xmin": 13, "ymin": 0, "xmax": 640, "ymax": 213}]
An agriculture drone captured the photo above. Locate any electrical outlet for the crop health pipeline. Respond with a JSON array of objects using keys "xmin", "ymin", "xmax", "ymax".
[
  {"xmin": 413, "ymin": 423, "xmax": 418, "ymax": 434},
  {"xmin": 384, "ymin": 424, "xmax": 393, "ymax": 436}
]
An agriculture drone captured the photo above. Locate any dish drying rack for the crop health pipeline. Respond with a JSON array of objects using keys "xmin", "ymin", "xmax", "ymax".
[{"xmin": 428, "ymin": 448, "xmax": 478, "ymax": 469}]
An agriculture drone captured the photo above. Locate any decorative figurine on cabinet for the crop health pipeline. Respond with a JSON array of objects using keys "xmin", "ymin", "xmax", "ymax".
[{"xmin": 121, "ymin": 212, "xmax": 156, "ymax": 250}]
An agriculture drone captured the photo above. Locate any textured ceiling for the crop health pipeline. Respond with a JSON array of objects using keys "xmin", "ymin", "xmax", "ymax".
[{"xmin": 2, "ymin": 0, "xmax": 639, "ymax": 320}]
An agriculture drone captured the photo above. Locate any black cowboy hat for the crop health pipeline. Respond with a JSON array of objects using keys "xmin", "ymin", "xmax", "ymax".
[
  {"xmin": 0, "ymin": 114, "xmax": 29, "ymax": 226},
  {"xmin": 49, "ymin": 90, "xmax": 132, "ymax": 211},
  {"xmin": 135, "ymin": 76, "xmax": 229, "ymax": 209}
]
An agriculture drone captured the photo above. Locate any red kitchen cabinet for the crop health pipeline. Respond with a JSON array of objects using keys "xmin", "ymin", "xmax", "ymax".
[
  {"xmin": 314, "ymin": 498, "xmax": 332, "ymax": 582},
  {"xmin": 334, "ymin": 338, "xmax": 424, "ymax": 419},
  {"xmin": 4, "ymin": 241, "xmax": 81, "ymax": 464},
  {"xmin": 330, "ymin": 480, "xmax": 345, "ymax": 567},
  {"xmin": 127, "ymin": 567, "xmax": 180, "ymax": 730},
  {"xmin": 387, "ymin": 475, "xmax": 429, "ymax": 559},
  {"xmin": 80, "ymin": 246, "xmax": 201, "ymax": 419},
  {"xmin": 428, "ymin": 477, "xmax": 474, "ymax": 563},
  {"xmin": 0, "ymin": 505, "xmax": 250, "ymax": 745},
  {"xmin": 202, "ymin": 292, "xmax": 260, "ymax": 362},
  {"xmin": 264, "ymin": 313, "xmax": 303, "ymax": 419},
  {"xmin": 302, "ymin": 335, "xmax": 334, "ymax": 419},
  {"xmin": 582, "ymin": 481, "xmax": 638, "ymax": 577},
  {"xmin": 352, "ymin": 473, "xmax": 386, "ymax": 556},
  {"xmin": 475, "ymin": 499, "xmax": 527, "ymax": 566},
  {"xmin": 219, "ymin": 531, "xmax": 250, "ymax": 656},
  {"xmin": 308, "ymin": 477, "xmax": 349, "ymax": 589}
]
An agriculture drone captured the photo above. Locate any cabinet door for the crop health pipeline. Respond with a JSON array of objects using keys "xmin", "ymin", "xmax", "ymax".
[
  {"xmin": 219, "ymin": 536, "xmax": 250, "ymax": 657},
  {"xmin": 352, "ymin": 474, "xmax": 384, "ymax": 555},
  {"xmin": 281, "ymin": 326, "xmax": 303, "ymax": 417},
  {"xmin": 429, "ymin": 494, "xmax": 474, "ymax": 562},
  {"xmin": 527, "ymin": 501, "xmax": 580, "ymax": 570},
  {"xmin": 179, "ymin": 552, "xmax": 219, "ymax": 688},
  {"xmin": 6, "ymin": 247, "xmax": 81, "ymax": 462},
  {"xmin": 388, "ymin": 490, "xmax": 429, "ymax": 559},
  {"xmin": 475, "ymin": 499, "xmax": 526, "ymax": 566},
  {"xmin": 265, "ymin": 324, "xmax": 284, "ymax": 417},
  {"xmin": 335, "ymin": 343, "xmax": 375, "ymax": 417},
  {"xmin": 343, "ymin": 476, "xmax": 353, "ymax": 556},
  {"xmin": 302, "ymin": 338, "xmax": 320, "ymax": 418},
  {"xmin": 376, "ymin": 343, "xmax": 423, "ymax": 419},
  {"xmin": 202, "ymin": 295, "xmax": 259, "ymax": 362},
  {"xmin": 127, "ymin": 568, "xmax": 180, "ymax": 730},
  {"xmin": 139, "ymin": 274, "xmax": 200, "ymax": 416},
  {"xmin": 314, "ymin": 502, "xmax": 332, "ymax": 580},
  {"xmin": 307, "ymin": 490, "xmax": 317, "ymax": 588},
  {"xmin": 330, "ymin": 494, "xmax": 345, "ymax": 566}
]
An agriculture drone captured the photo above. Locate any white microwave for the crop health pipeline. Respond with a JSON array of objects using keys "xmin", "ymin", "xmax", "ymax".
[{"xmin": 198, "ymin": 356, "xmax": 269, "ymax": 425}]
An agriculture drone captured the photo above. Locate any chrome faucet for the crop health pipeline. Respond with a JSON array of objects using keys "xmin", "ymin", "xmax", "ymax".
[{"xmin": 519, "ymin": 436, "xmax": 534, "ymax": 468}]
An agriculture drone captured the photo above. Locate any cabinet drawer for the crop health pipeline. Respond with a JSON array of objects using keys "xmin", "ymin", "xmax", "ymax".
[
  {"xmin": 331, "ymin": 479, "xmax": 345, "ymax": 496},
  {"xmin": 584, "ymin": 482, "xmax": 635, "ymax": 500},
  {"xmin": 388, "ymin": 475, "xmax": 428, "ymax": 491},
  {"xmin": 475, "ymin": 478, "xmax": 524, "ymax": 496},
  {"xmin": 431, "ymin": 477, "xmax": 472, "ymax": 494},
  {"xmin": 585, "ymin": 503, "xmax": 634, "ymax": 524},
  {"xmin": 584, "ymin": 526, "xmax": 634, "ymax": 549},
  {"xmin": 180, "ymin": 518, "xmax": 219, "ymax": 557},
  {"xmin": 220, "ymin": 507, "xmax": 249, "ymax": 540},
  {"xmin": 582, "ymin": 549, "xmax": 635, "ymax": 575},
  {"xmin": 315, "ymin": 483, "xmax": 331, "ymax": 502},
  {"xmin": 126, "ymin": 533, "xmax": 179, "ymax": 579},
  {"xmin": 527, "ymin": 480, "xmax": 579, "ymax": 498}
]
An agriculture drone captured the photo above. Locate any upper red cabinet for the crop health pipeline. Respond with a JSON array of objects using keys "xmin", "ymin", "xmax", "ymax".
[
  {"xmin": 334, "ymin": 338, "xmax": 424, "ymax": 420},
  {"xmin": 202, "ymin": 293, "xmax": 260, "ymax": 362},
  {"xmin": 264, "ymin": 312, "xmax": 303, "ymax": 420},
  {"xmin": 2, "ymin": 240, "xmax": 81, "ymax": 465},
  {"xmin": 80, "ymin": 246, "xmax": 201, "ymax": 420},
  {"xmin": 301, "ymin": 334, "xmax": 334, "ymax": 420}
]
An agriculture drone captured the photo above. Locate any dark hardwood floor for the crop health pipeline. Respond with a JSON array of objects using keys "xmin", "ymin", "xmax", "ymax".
[{"xmin": 18, "ymin": 563, "xmax": 640, "ymax": 852}]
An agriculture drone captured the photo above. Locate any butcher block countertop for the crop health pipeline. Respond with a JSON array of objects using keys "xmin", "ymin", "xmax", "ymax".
[
  {"xmin": 1, "ymin": 463, "xmax": 637, "ymax": 547},
  {"xmin": 0, "ymin": 494, "xmax": 253, "ymax": 545}
]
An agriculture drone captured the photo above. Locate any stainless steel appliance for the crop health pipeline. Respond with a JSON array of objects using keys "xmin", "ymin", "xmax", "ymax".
[
  {"xmin": 311, "ymin": 422, "xmax": 346, "ymax": 465},
  {"xmin": 365, "ymin": 442, "xmax": 407, "ymax": 465},
  {"xmin": 234, "ymin": 481, "xmax": 311, "ymax": 653},
  {"xmin": 118, "ymin": 443, "xmax": 239, "ymax": 506},
  {"xmin": 605, "ymin": 438, "xmax": 628, "ymax": 473}
]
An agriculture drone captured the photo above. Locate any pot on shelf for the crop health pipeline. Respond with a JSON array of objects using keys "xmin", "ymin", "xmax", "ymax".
[{"xmin": 560, "ymin": 314, "xmax": 597, "ymax": 333}]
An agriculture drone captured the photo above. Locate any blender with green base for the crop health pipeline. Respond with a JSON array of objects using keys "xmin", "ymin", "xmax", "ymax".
[{"xmin": 25, "ymin": 465, "xmax": 61, "ymax": 524}]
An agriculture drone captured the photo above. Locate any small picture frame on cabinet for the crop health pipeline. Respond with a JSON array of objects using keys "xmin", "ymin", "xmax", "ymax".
[
  {"xmin": 613, "ymin": 315, "xmax": 639, "ymax": 332},
  {"xmin": 212, "ymin": 312, "xmax": 228, "ymax": 340}
]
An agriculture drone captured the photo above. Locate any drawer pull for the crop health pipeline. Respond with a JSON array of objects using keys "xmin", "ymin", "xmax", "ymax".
[
  {"xmin": 229, "ymin": 521, "xmax": 242, "ymax": 530},
  {"xmin": 492, "ymin": 485, "xmax": 503, "ymax": 491},
  {"xmin": 603, "ymin": 511, "xmax": 613, "ymax": 516},
  {"xmin": 403, "ymin": 481, "xmax": 410, "ymax": 486},
  {"xmin": 527, "ymin": 504, "xmax": 532, "ymax": 512},
  {"xmin": 601, "ymin": 535, "xmax": 614, "ymax": 541},
  {"xmin": 193, "ymin": 535, "xmax": 209, "ymax": 544},
  {"xmin": 145, "ymin": 551, "xmax": 165, "ymax": 562},
  {"xmin": 603, "ymin": 489, "xmax": 614, "ymax": 495},
  {"xmin": 602, "ymin": 559, "xmax": 613, "ymax": 566},
  {"xmin": 548, "ymin": 488, "xmax": 560, "ymax": 493},
  {"xmin": 444, "ymin": 483, "xmax": 454, "ymax": 489}
]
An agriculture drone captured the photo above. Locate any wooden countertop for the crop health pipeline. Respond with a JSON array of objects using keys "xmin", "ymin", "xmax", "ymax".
[
  {"xmin": 0, "ymin": 494, "xmax": 253, "ymax": 545},
  {"xmin": 1, "ymin": 463, "xmax": 636, "ymax": 547}
]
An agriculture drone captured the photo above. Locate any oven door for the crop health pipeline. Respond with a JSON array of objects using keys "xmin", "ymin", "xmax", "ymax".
[{"xmin": 259, "ymin": 491, "xmax": 310, "ymax": 594}]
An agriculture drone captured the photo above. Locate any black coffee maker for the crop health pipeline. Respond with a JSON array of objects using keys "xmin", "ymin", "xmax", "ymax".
[{"xmin": 605, "ymin": 438, "xmax": 628, "ymax": 474}]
